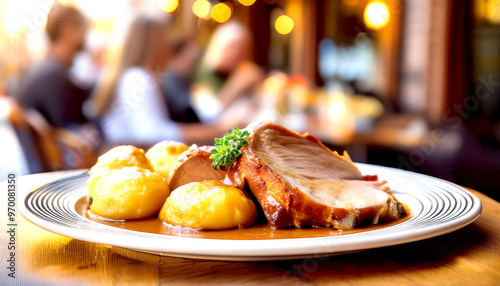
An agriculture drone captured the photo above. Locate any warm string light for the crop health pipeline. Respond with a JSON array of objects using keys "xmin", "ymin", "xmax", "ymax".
[
  {"xmin": 192, "ymin": 0, "xmax": 211, "ymax": 19},
  {"xmin": 156, "ymin": 0, "xmax": 179, "ymax": 13},
  {"xmin": 275, "ymin": 15, "xmax": 294, "ymax": 34},
  {"xmin": 212, "ymin": 3, "xmax": 232, "ymax": 23},
  {"xmin": 364, "ymin": 1, "xmax": 390, "ymax": 30},
  {"xmin": 238, "ymin": 0, "xmax": 256, "ymax": 6},
  {"xmin": 190, "ymin": 0, "xmax": 258, "ymax": 22},
  {"xmin": 481, "ymin": 2, "xmax": 496, "ymax": 19},
  {"xmin": 481, "ymin": 0, "xmax": 500, "ymax": 22}
]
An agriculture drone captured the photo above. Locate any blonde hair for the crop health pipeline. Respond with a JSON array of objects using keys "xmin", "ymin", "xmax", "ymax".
[{"xmin": 91, "ymin": 14, "xmax": 170, "ymax": 117}]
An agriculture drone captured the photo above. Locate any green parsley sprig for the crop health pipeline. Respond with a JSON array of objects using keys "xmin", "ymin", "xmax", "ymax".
[{"xmin": 210, "ymin": 127, "xmax": 250, "ymax": 170}]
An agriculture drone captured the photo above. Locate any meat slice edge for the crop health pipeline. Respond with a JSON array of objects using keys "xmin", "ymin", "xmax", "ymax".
[
  {"xmin": 228, "ymin": 122, "xmax": 406, "ymax": 230},
  {"xmin": 168, "ymin": 145, "xmax": 227, "ymax": 191}
]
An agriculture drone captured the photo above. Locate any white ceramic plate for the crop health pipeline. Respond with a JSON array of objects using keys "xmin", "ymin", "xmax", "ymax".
[{"xmin": 20, "ymin": 164, "xmax": 482, "ymax": 261}]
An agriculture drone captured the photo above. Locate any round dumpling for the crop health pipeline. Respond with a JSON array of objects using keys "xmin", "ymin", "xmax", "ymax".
[
  {"xmin": 159, "ymin": 181, "xmax": 257, "ymax": 230},
  {"xmin": 87, "ymin": 145, "xmax": 154, "ymax": 197},
  {"xmin": 146, "ymin": 141, "xmax": 188, "ymax": 179},
  {"xmin": 90, "ymin": 166, "xmax": 170, "ymax": 220}
]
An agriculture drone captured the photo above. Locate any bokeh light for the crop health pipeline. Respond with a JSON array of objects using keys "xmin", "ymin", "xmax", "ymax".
[
  {"xmin": 364, "ymin": 1, "xmax": 390, "ymax": 30},
  {"xmin": 264, "ymin": 72, "xmax": 287, "ymax": 94},
  {"xmin": 238, "ymin": 0, "xmax": 256, "ymax": 6},
  {"xmin": 93, "ymin": 17, "xmax": 115, "ymax": 34},
  {"xmin": 481, "ymin": 1, "xmax": 497, "ymax": 19},
  {"xmin": 4, "ymin": 16, "xmax": 23, "ymax": 36},
  {"xmin": 192, "ymin": 0, "xmax": 211, "ymax": 19},
  {"xmin": 328, "ymin": 93, "xmax": 350, "ymax": 122},
  {"xmin": 211, "ymin": 3, "xmax": 231, "ymax": 23},
  {"xmin": 3, "ymin": 1, "xmax": 25, "ymax": 35},
  {"xmin": 156, "ymin": 0, "xmax": 179, "ymax": 13},
  {"xmin": 275, "ymin": 15, "xmax": 294, "ymax": 35}
]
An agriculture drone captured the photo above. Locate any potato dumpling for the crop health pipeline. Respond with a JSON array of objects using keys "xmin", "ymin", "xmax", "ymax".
[
  {"xmin": 146, "ymin": 141, "xmax": 188, "ymax": 179},
  {"xmin": 87, "ymin": 145, "xmax": 154, "ymax": 197},
  {"xmin": 159, "ymin": 181, "xmax": 257, "ymax": 230},
  {"xmin": 90, "ymin": 166, "xmax": 170, "ymax": 220}
]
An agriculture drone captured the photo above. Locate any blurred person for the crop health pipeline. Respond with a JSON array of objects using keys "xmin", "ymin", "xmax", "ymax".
[
  {"xmin": 70, "ymin": 30, "xmax": 107, "ymax": 91},
  {"xmin": 193, "ymin": 22, "xmax": 264, "ymax": 121},
  {"xmin": 15, "ymin": 3, "xmax": 90, "ymax": 129},
  {"xmin": 91, "ymin": 14, "xmax": 243, "ymax": 145},
  {"xmin": 160, "ymin": 37, "xmax": 200, "ymax": 123}
]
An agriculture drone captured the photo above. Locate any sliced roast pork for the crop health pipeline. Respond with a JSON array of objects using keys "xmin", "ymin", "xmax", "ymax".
[
  {"xmin": 226, "ymin": 122, "xmax": 406, "ymax": 230},
  {"xmin": 168, "ymin": 145, "xmax": 227, "ymax": 191}
]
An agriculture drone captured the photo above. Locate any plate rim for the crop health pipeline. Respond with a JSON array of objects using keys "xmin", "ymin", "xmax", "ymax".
[{"xmin": 19, "ymin": 164, "xmax": 482, "ymax": 260}]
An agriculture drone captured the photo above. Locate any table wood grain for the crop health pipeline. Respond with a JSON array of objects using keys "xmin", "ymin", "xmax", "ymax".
[{"xmin": 1, "ymin": 172, "xmax": 499, "ymax": 285}]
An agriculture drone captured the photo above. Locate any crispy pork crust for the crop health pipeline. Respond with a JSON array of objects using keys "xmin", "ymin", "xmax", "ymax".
[
  {"xmin": 227, "ymin": 149, "xmax": 295, "ymax": 228},
  {"xmin": 227, "ymin": 122, "xmax": 405, "ymax": 230}
]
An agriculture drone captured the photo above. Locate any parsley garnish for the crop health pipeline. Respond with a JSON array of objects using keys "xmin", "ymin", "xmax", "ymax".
[{"xmin": 210, "ymin": 127, "xmax": 250, "ymax": 170}]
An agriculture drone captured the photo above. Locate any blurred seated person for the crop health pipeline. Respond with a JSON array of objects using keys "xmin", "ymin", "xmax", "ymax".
[
  {"xmin": 193, "ymin": 22, "xmax": 264, "ymax": 122},
  {"xmin": 160, "ymin": 37, "xmax": 200, "ymax": 123},
  {"xmin": 16, "ymin": 3, "xmax": 90, "ymax": 129},
  {"xmin": 90, "ymin": 14, "xmax": 243, "ymax": 145},
  {"xmin": 70, "ymin": 30, "xmax": 107, "ymax": 92}
]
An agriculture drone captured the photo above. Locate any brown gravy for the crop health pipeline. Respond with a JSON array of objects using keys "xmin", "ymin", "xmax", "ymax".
[{"xmin": 76, "ymin": 197, "xmax": 411, "ymax": 240}]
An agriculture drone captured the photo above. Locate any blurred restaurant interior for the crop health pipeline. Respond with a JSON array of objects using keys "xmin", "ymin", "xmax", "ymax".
[{"xmin": 0, "ymin": 0, "xmax": 499, "ymax": 200}]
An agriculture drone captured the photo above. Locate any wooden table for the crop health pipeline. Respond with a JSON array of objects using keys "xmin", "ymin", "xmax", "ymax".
[{"xmin": 1, "ymin": 171, "xmax": 499, "ymax": 286}]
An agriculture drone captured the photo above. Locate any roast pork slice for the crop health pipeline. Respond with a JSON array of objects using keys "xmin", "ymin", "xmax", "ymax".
[
  {"xmin": 168, "ymin": 145, "xmax": 227, "ymax": 191},
  {"xmin": 227, "ymin": 122, "xmax": 406, "ymax": 230}
]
